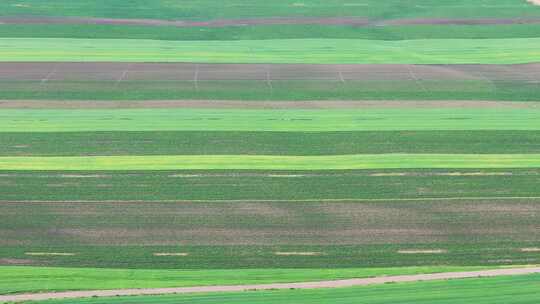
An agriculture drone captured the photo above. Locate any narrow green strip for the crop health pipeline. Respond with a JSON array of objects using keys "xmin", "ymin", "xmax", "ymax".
[
  {"xmin": 2, "ymin": 24, "xmax": 540, "ymax": 41},
  {"xmin": 2, "ymin": 108, "xmax": 540, "ymax": 132},
  {"xmin": 1, "ymin": 154, "xmax": 540, "ymax": 170},
  {"xmin": 1, "ymin": 38, "xmax": 540, "ymax": 64},
  {"xmin": 3, "ymin": 131, "xmax": 540, "ymax": 156}
]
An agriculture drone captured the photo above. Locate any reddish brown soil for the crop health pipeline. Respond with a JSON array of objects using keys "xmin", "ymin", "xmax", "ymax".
[{"xmin": 2, "ymin": 16, "xmax": 540, "ymax": 27}]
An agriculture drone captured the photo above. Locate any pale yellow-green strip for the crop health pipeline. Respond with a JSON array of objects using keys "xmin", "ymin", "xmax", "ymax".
[{"xmin": 1, "ymin": 154, "xmax": 540, "ymax": 170}]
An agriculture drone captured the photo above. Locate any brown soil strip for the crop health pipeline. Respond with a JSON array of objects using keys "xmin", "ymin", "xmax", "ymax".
[
  {"xmin": 2, "ymin": 16, "xmax": 540, "ymax": 27},
  {"xmin": 0, "ymin": 258, "xmax": 35, "ymax": 265},
  {"xmin": 1, "ymin": 100, "xmax": 539, "ymax": 109},
  {"xmin": 1, "ymin": 267, "xmax": 539, "ymax": 303},
  {"xmin": 3, "ymin": 62, "xmax": 540, "ymax": 83}
]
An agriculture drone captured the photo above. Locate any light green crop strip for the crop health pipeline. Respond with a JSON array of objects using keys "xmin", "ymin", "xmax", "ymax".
[
  {"xmin": 1, "ymin": 38, "xmax": 540, "ymax": 64},
  {"xmin": 2, "ymin": 108, "xmax": 540, "ymax": 132},
  {"xmin": 1, "ymin": 154, "xmax": 540, "ymax": 170}
]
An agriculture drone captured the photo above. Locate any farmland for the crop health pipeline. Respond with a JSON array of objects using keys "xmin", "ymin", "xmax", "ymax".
[
  {"xmin": 33, "ymin": 274, "xmax": 540, "ymax": 304},
  {"xmin": 0, "ymin": 265, "xmax": 496, "ymax": 295},
  {"xmin": 2, "ymin": 0, "xmax": 540, "ymax": 20},
  {"xmin": 3, "ymin": 169, "xmax": 540, "ymax": 201},
  {"xmin": 1, "ymin": 200, "xmax": 539, "ymax": 270},
  {"xmin": 1, "ymin": 0, "xmax": 540, "ymax": 303},
  {"xmin": 3, "ymin": 154, "xmax": 540, "ymax": 170},
  {"xmin": 3, "ymin": 62, "xmax": 540, "ymax": 101},
  {"xmin": 1, "ymin": 38, "xmax": 539, "ymax": 64},
  {"xmin": 2, "ymin": 131, "xmax": 540, "ymax": 156},
  {"xmin": 3, "ymin": 108, "xmax": 540, "ymax": 132}
]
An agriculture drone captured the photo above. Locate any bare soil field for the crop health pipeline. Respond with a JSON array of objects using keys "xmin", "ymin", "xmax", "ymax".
[
  {"xmin": 1, "ymin": 267, "xmax": 539, "ymax": 303},
  {"xmin": 2, "ymin": 62, "xmax": 539, "ymax": 82},
  {"xmin": 3, "ymin": 16, "xmax": 540, "ymax": 27}
]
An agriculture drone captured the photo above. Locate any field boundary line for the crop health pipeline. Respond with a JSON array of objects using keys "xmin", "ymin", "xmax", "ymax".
[{"xmin": 1, "ymin": 267, "xmax": 539, "ymax": 302}]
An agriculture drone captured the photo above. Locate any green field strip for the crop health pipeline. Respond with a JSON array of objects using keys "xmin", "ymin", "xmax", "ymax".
[
  {"xmin": 0, "ymin": 265, "xmax": 493, "ymax": 295},
  {"xmin": 3, "ymin": 24, "xmax": 540, "ymax": 41},
  {"xmin": 3, "ymin": 131, "xmax": 540, "ymax": 156},
  {"xmin": 35, "ymin": 274, "xmax": 540, "ymax": 304},
  {"xmin": 2, "ymin": 169, "xmax": 540, "ymax": 202},
  {"xmin": 1, "ymin": 199, "xmax": 539, "ymax": 269},
  {"xmin": 2, "ymin": 0, "xmax": 539, "ymax": 21},
  {"xmin": 2, "ymin": 108, "xmax": 540, "ymax": 132},
  {"xmin": 2, "ymin": 79, "xmax": 540, "ymax": 101},
  {"xmin": 2, "ymin": 243, "xmax": 538, "ymax": 270},
  {"xmin": 1, "ymin": 38, "xmax": 540, "ymax": 64},
  {"xmin": 1, "ymin": 154, "xmax": 540, "ymax": 170}
]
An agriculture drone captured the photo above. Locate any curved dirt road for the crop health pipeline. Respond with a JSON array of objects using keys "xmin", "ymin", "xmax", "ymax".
[{"xmin": 1, "ymin": 267, "xmax": 539, "ymax": 303}]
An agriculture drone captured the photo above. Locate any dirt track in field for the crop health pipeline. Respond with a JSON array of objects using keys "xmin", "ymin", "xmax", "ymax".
[
  {"xmin": 2, "ymin": 62, "xmax": 539, "ymax": 82},
  {"xmin": 2, "ymin": 16, "xmax": 540, "ymax": 27},
  {"xmin": 1, "ymin": 267, "xmax": 539, "ymax": 303},
  {"xmin": 1, "ymin": 100, "xmax": 539, "ymax": 109}
]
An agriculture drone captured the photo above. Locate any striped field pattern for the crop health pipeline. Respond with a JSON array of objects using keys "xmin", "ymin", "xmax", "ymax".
[{"xmin": 1, "ymin": 0, "xmax": 540, "ymax": 302}]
